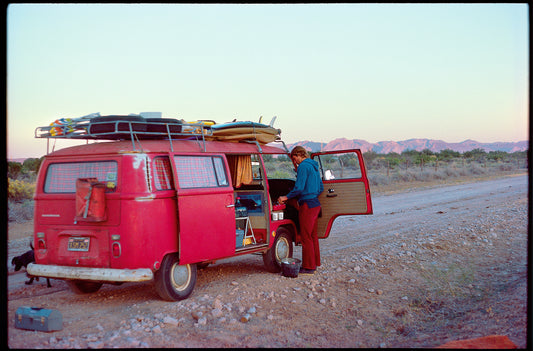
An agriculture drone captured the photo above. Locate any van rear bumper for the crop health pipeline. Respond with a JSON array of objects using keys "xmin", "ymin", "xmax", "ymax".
[{"xmin": 27, "ymin": 263, "xmax": 154, "ymax": 282}]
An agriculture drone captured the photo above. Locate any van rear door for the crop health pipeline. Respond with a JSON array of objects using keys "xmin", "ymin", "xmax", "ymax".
[
  {"xmin": 172, "ymin": 155, "xmax": 236, "ymax": 264},
  {"xmin": 311, "ymin": 149, "xmax": 373, "ymax": 238}
]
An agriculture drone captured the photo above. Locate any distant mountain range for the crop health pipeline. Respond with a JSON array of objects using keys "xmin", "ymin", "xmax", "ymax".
[
  {"xmin": 8, "ymin": 138, "xmax": 529, "ymax": 163},
  {"xmin": 288, "ymin": 138, "xmax": 529, "ymax": 154}
]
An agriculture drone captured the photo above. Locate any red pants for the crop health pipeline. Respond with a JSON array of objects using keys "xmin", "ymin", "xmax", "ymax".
[{"xmin": 298, "ymin": 202, "xmax": 321, "ymax": 270}]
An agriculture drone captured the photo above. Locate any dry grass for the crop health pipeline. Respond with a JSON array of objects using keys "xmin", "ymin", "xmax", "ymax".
[
  {"xmin": 8, "ymin": 199, "xmax": 34, "ymax": 223},
  {"xmin": 369, "ymin": 169, "xmax": 527, "ymax": 195}
]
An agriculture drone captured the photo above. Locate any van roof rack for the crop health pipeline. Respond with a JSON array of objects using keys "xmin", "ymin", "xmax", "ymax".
[
  {"xmin": 35, "ymin": 114, "xmax": 286, "ymax": 154},
  {"xmin": 35, "ymin": 118, "xmax": 213, "ymax": 153}
]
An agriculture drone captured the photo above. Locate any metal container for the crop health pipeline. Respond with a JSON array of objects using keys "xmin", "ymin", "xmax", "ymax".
[
  {"xmin": 15, "ymin": 306, "xmax": 63, "ymax": 332},
  {"xmin": 236, "ymin": 229, "xmax": 245, "ymax": 248},
  {"xmin": 280, "ymin": 258, "xmax": 301, "ymax": 278}
]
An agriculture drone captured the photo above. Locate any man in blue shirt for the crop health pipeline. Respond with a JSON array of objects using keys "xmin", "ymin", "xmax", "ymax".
[{"xmin": 278, "ymin": 146, "xmax": 324, "ymax": 275}]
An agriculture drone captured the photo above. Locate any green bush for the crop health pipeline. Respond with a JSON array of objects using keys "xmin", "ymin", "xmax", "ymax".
[
  {"xmin": 8, "ymin": 179, "xmax": 36, "ymax": 201},
  {"xmin": 22, "ymin": 157, "xmax": 43, "ymax": 173},
  {"xmin": 8, "ymin": 162, "xmax": 22, "ymax": 179}
]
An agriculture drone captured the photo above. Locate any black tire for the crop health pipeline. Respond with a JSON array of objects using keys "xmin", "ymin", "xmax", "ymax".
[
  {"xmin": 263, "ymin": 227, "xmax": 293, "ymax": 273},
  {"xmin": 154, "ymin": 254, "xmax": 197, "ymax": 301},
  {"xmin": 67, "ymin": 280, "xmax": 103, "ymax": 294},
  {"xmin": 89, "ymin": 115, "xmax": 147, "ymax": 139},
  {"xmin": 139, "ymin": 118, "xmax": 182, "ymax": 139},
  {"xmin": 146, "ymin": 118, "xmax": 182, "ymax": 133}
]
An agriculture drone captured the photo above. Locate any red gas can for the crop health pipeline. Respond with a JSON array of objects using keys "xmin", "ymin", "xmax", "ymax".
[{"xmin": 75, "ymin": 178, "xmax": 107, "ymax": 222}]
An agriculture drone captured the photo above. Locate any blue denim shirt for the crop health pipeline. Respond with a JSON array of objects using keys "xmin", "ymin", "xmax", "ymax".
[{"xmin": 286, "ymin": 158, "xmax": 324, "ymax": 208}]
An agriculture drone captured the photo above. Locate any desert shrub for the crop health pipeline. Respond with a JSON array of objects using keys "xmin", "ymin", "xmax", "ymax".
[
  {"xmin": 8, "ymin": 179, "xmax": 36, "ymax": 202},
  {"xmin": 22, "ymin": 157, "xmax": 43, "ymax": 174},
  {"xmin": 456, "ymin": 167, "xmax": 469, "ymax": 176},
  {"xmin": 437, "ymin": 149, "xmax": 461, "ymax": 160},
  {"xmin": 421, "ymin": 169, "xmax": 446, "ymax": 181},
  {"xmin": 417, "ymin": 260, "xmax": 477, "ymax": 301},
  {"xmin": 368, "ymin": 173, "xmax": 390, "ymax": 186},
  {"xmin": 18, "ymin": 171, "xmax": 39, "ymax": 183},
  {"xmin": 443, "ymin": 167, "xmax": 460, "ymax": 178},
  {"xmin": 393, "ymin": 170, "xmax": 417, "ymax": 182},
  {"xmin": 8, "ymin": 162, "xmax": 22, "ymax": 179},
  {"xmin": 8, "ymin": 199, "xmax": 34, "ymax": 222},
  {"xmin": 498, "ymin": 163, "xmax": 514, "ymax": 171},
  {"xmin": 469, "ymin": 164, "xmax": 487, "ymax": 175},
  {"xmin": 464, "ymin": 148, "xmax": 487, "ymax": 162}
]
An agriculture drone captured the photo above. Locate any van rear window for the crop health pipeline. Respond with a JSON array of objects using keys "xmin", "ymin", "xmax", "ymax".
[{"xmin": 44, "ymin": 161, "xmax": 118, "ymax": 193}]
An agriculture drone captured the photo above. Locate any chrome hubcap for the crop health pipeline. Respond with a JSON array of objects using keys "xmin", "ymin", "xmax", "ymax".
[{"xmin": 171, "ymin": 264, "xmax": 191, "ymax": 291}]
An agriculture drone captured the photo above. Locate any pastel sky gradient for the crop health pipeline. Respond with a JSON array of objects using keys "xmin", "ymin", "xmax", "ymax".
[{"xmin": 7, "ymin": 3, "xmax": 529, "ymax": 159}]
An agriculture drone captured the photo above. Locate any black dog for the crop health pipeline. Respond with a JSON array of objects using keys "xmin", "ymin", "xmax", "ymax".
[{"xmin": 11, "ymin": 244, "xmax": 52, "ymax": 288}]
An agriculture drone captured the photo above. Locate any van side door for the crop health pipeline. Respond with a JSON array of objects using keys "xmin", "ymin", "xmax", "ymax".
[
  {"xmin": 311, "ymin": 149, "xmax": 373, "ymax": 238},
  {"xmin": 172, "ymin": 155, "xmax": 236, "ymax": 264}
]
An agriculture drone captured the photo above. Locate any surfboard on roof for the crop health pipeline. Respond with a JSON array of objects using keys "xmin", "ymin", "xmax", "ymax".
[
  {"xmin": 36, "ymin": 113, "xmax": 281, "ymax": 145},
  {"xmin": 209, "ymin": 120, "xmax": 281, "ymax": 144}
]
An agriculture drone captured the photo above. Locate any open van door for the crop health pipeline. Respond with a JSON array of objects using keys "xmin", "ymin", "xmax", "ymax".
[
  {"xmin": 172, "ymin": 155, "xmax": 236, "ymax": 264},
  {"xmin": 311, "ymin": 149, "xmax": 373, "ymax": 239}
]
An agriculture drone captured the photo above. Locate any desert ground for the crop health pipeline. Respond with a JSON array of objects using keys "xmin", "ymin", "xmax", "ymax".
[{"xmin": 6, "ymin": 174, "xmax": 528, "ymax": 348}]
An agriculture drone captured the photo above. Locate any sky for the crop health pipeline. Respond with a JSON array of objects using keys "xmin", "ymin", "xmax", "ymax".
[{"xmin": 6, "ymin": 3, "xmax": 529, "ymax": 159}]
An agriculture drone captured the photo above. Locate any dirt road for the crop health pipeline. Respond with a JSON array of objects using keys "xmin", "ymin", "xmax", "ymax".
[{"xmin": 6, "ymin": 174, "xmax": 528, "ymax": 348}]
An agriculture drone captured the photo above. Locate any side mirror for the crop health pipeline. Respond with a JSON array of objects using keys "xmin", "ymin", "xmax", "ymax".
[{"xmin": 324, "ymin": 170, "xmax": 335, "ymax": 180}]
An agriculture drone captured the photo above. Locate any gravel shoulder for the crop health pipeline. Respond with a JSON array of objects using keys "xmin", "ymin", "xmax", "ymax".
[{"xmin": 6, "ymin": 174, "xmax": 529, "ymax": 348}]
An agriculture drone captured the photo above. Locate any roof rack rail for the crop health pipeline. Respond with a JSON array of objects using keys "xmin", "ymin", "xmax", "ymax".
[
  {"xmin": 35, "ymin": 119, "xmax": 214, "ymax": 153},
  {"xmin": 270, "ymin": 139, "xmax": 290, "ymax": 153},
  {"xmin": 35, "ymin": 114, "xmax": 284, "ymax": 154}
]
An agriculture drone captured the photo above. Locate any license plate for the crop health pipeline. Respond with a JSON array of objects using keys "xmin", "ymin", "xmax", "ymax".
[{"xmin": 68, "ymin": 237, "xmax": 90, "ymax": 252}]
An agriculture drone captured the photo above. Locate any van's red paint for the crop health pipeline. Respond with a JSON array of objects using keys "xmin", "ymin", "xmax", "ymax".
[{"xmin": 30, "ymin": 135, "xmax": 372, "ymax": 300}]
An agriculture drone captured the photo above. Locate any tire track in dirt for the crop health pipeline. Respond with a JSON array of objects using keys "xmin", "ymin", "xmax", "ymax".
[{"xmin": 321, "ymin": 175, "xmax": 526, "ymax": 254}]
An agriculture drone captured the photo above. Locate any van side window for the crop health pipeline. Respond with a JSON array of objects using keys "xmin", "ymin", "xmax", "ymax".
[
  {"xmin": 44, "ymin": 161, "xmax": 118, "ymax": 193},
  {"xmin": 314, "ymin": 152, "xmax": 362, "ymax": 180},
  {"xmin": 212, "ymin": 157, "xmax": 228, "ymax": 186},
  {"xmin": 153, "ymin": 157, "xmax": 174, "ymax": 190},
  {"xmin": 174, "ymin": 156, "xmax": 228, "ymax": 188}
]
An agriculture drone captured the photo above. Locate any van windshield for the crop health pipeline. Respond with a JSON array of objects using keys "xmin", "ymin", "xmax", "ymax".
[
  {"xmin": 44, "ymin": 161, "xmax": 118, "ymax": 193},
  {"xmin": 262, "ymin": 153, "xmax": 296, "ymax": 180}
]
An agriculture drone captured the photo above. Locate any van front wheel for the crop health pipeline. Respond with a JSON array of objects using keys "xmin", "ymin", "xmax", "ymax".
[
  {"xmin": 263, "ymin": 227, "xmax": 293, "ymax": 273},
  {"xmin": 154, "ymin": 254, "xmax": 197, "ymax": 301}
]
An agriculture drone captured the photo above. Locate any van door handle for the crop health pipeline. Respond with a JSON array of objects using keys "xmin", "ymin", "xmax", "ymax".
[
  {"xmin": 226, "ymin": 204, "xmax": 235, "ymax": 208},
  {"xmin": 326, "ymin": 188, "xmax": 337, "ymax": 198}
]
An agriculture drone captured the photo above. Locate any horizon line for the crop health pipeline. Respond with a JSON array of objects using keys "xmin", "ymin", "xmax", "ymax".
[{"xmin": 8, "ymin": 137, "xmax": 529, "ymax": 160}]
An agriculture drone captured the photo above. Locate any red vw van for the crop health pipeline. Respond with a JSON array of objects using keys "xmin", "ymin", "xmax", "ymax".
[{"xmin": 28, "ymin": 115, "xmax": 372, "ymax": 301}]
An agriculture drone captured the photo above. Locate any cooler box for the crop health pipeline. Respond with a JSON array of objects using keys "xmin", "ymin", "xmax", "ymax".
[
  {"xmin": 15, "ymin": 306, "xmax": 63, "ymax": 332},
  {"xmin": 236, "ymin": 229, "xmax": 245, "ymax": 248}
]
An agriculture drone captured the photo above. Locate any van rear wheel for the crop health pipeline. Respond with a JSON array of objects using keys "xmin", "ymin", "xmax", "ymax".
[
  {"xmin": 155, "ymin": 254, "xmax": 197, "ymax": 301},
  {"xmin": 263, "ymin": 227, "xmax": 293, "ymax": 273}
]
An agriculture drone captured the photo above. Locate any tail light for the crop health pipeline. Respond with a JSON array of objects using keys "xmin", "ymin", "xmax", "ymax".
[
  {"xmin": 36, "ymin": 232, "xmax": 46, "ymax": 249},
  {"xmin": 112, "ymin": 242, "xmax": 121, "ymax": 258},
  {"xmin": 37, "ymin": 239, "xmax": 46, "ymax": 250}
]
